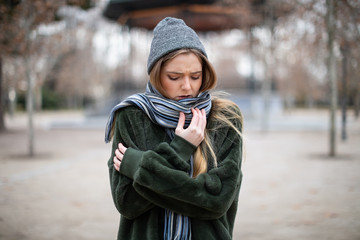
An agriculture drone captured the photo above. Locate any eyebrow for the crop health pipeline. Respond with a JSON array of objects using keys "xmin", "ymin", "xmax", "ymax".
[{"xmin": 166, "ymin": 71, "xmax": 202, "ymax": 74}]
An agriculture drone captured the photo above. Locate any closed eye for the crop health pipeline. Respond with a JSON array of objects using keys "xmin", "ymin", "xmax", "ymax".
[{"xmin": 168, "ymin": 75, "xmax": 179, "ymax": 81}]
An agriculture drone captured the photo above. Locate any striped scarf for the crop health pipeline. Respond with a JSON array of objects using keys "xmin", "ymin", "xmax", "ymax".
[
  {"xmin": 105, "ymin": 82, "xmax": 212, "ymax": 143},
  {"xmin": 105, "ymin": 82, "xmax": 212, "ymax": 240}
]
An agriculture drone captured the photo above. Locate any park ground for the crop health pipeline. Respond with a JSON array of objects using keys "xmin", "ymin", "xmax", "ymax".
[{"xmin": 0, "ymin": 109, "xmax": 359, "ymax": 240}]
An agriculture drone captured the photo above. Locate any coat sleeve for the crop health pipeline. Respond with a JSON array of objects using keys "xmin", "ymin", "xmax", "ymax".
[
  {"xmin": 119, "ymin": 109, "xmax": 243, "ymax": 220},
  {"xmin": 107, "ymin": 108, "xmax": 156, "ymax": 219}
]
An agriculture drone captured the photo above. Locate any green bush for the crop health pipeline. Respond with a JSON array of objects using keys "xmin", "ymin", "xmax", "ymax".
[{"xmin": 42, "ymin": 87, "xmax": 64, "ymax": 110}]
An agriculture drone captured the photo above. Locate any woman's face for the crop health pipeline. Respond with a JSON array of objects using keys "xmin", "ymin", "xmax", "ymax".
[{"xmin": 160, "ymin": 52, "xmax": 203, "ymax": 101}]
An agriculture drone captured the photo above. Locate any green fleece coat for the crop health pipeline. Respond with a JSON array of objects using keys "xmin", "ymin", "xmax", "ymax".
[{"xmin": 107, "ymin": 105, "xmax": 243, "ymax": 240}]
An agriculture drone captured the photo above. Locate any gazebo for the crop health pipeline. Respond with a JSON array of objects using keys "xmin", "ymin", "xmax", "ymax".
[{"xmin": 102, "ymin": 0, "xmax": 271, "ymax": 32}]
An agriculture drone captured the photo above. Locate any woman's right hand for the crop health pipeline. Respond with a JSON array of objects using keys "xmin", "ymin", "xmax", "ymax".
[{"xmin": 175, "ymin": 108, "xmax": 206, "ymax": 147}]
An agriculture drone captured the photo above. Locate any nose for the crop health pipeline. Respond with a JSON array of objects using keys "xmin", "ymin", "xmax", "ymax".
[{"xmin": 181, "ymin": 77, "xmax": 191, "ymax": 91}]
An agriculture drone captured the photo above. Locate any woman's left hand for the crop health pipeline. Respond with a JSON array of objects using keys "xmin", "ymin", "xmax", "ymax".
[{"xmin": 113, "ymin": 143, "xmax": 127, "ymax": 171}]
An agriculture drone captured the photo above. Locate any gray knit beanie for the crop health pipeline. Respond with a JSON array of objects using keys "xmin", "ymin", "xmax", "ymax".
[{"xmin": 147, "ymin": 17, "xmax": 208, "ymax": 74}]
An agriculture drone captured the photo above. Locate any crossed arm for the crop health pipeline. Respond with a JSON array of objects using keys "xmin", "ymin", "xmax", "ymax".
[{"xmin": 108, "ymin": 107, "xmax": 242, "ymax": 220}]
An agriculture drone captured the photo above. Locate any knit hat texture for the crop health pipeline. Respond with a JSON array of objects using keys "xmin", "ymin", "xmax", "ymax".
[{"xmin": 147, "ymin": 17, "xmax": 207, "ymax": 74}]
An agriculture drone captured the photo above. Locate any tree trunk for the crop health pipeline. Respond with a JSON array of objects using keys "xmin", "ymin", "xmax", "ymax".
[
  {"xmin": 23, "ymin": 8, "xmax": 36, "ymax": 157},
  {"xmin": 0, "ymin": 56, "xmax": 5, "ymax": 132},
  {"xmin": 355, "ymin": 89, "xmax": 360, "ymax": 118},
  {"xmin": 25, "ymin": 55, "xmax": 35, "ymax": 157},
  {"xmin": 340, "ymin": 42, "xmax": 348, "ymax": 141},
  {"xmin": 354, "ymin": 74, "xmax": 360, "ymax": 118},
  {"xmin": 247, "ymin": 29, "xmax": 256, "ymax": 93},
  {"xmin": 326, "ymin": 0, "xmax": 337, "ymax": 157},
  {"xmin": 261, "ymin": 1, "xmax": 275, "ymax": 133}
]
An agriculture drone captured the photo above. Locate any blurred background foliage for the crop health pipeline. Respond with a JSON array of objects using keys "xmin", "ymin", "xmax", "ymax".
[{"xmin": 0, "ymin": 0, "xmax": 359, "ymax": 121}]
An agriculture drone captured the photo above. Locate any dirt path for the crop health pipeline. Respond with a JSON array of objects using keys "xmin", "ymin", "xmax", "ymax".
[{"xmin": 0, "ymin": 111, "xmax": 359, "ymax": 240}]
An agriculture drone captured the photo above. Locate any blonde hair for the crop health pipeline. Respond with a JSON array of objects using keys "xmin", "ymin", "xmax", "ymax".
[
  {"xmin": 149, "ymin": 49, "xmax": 243, "ymax": 178},
  {"xmin": 193, "ymin": 96, "xmax": 243, "ymax": 177}
]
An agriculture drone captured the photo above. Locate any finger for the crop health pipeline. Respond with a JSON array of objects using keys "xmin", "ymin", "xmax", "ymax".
[
  {"xmin": 114, "ymin": 163, "xmax": 119, "ymax": 171},
  {"xmin": 113, "ymin": 155, "xmax": 121, "ymax": 165},
  {"xmin": 194, "ymin": 109, "xmax": 206, "ymax": 141},
  {"xmin": 189, "ymin": 108, "xmax": 199, "ymax": 127},
  {"xmin": 196, "ymin": 108, "xmax": 203, "ymax": 127},
  {"xmin": 200, "ymin": 109, "xmax": 207, "ymax": 129},
  {"xmin": 115, "ymin": 149, "xmax": 123, "ymax": 161},
  {"xmin": 113, "ymin": 157, "xmax": 120, "ymax": 171},
  {"xmin": 116, "ymin": 157, "xmax": 121, "ymax": 169},
  {"xmin": 195, "ymin": 108, "xmax": 204, "ymax": 128},
  {"xmin": 200, "ymin": 108, "xmax": 206, "ymax": 117},
  {"xmin": 176, "ymin": 112, "xmax": 185, "ymax": 130},
  {"xmin": 117, "ymin": 143, "xmax": 123, "ymax": 153},
  {"xmin": 196, "ymin": 108, "xmax": 206, "ymax": 137},
  {"xmin": 118, "ymin": 143, "xmax": 127, "ymax": 154},
  {"xmin": 197, "ymin": 108, "xmax": 203, "ymax": 120}
]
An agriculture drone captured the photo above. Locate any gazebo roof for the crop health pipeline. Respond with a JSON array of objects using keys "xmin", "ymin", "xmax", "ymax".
[{"xmin": 103, "ymin": 0, "xmax": 273, "ymax": 32}]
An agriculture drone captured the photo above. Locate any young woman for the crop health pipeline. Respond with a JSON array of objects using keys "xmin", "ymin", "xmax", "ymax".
[{"xmin": 105, "ymin": 17, "xmax": 244, "ymax": 240}]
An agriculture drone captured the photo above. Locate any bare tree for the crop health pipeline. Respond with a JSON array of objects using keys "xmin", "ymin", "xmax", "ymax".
[
  {"xmin": 326, "ymin": 0, "xmax": 337, "ymax": 157},
  {"xmin": 274, "ymin": 0, "xmax": 359, "ymax": 155},
  {"xmin": 0, "ymin": 0, "xmax": 95, "ymax": 156}
]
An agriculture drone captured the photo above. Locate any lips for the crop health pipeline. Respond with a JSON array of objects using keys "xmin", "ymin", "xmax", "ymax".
[{"xmin": 178, "ymin": 95, "xmax": 192, "ymax": 100}]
